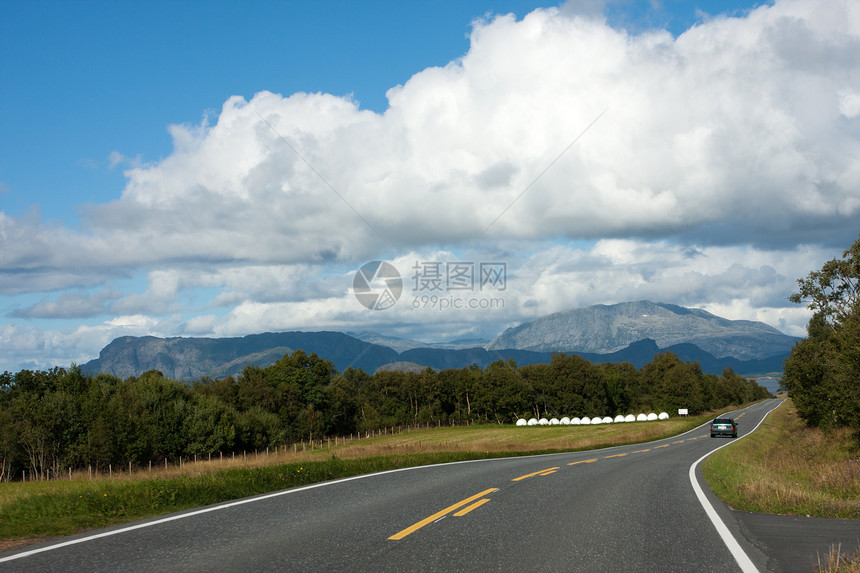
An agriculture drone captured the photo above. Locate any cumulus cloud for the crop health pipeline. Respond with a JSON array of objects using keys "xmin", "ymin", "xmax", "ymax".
[
  {"xmin": 191, "ymin": 239, "xmax": 820, "ymax": 343},
  {"xmin": 0, "ymin": 0, "xmax": 857, "ymax": 370},
  {"xmin": 11, "ymin": 288, "xmax": 122, "ymax": 319},
  {"xmin": 3, "ymin": 0, "xmax": 856, "ymax": 275},
  {"xmin": 0, "ymin": 237, "xmax": 822, "ymax": 371},
  {"xmin": 0, "ymin": 316, "xmax": 179, "ymax": 372}
]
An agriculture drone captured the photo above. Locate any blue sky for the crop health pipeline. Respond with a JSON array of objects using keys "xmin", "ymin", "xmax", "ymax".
[
  {"xmin": 1, "ymin": 0, "xmax": 859, "ymax": 372},
  {"xmin": 1, "ymin": 0, "xmax": 759, "ymax": 224}
]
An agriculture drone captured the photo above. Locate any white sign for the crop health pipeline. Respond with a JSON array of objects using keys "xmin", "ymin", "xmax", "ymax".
[{"xmin": 678, "ymin": 409, "xmax": 688, "ymax": 416}]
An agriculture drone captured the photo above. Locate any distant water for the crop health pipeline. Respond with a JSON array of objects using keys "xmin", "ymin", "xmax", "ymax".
[{"xmin": 754, "ymin": 378, "xmax": 782, "ymax": 395}]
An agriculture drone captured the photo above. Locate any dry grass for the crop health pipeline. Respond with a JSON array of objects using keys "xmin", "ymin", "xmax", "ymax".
[
  {"xmin": 0, "ymin": 416, "xmax": 714, "ymax": 545},
  {"xmin": 818, "ymin": 544, "xmax": 860, "ymax": 573},
  {"xmin": 0, "ymin": 418, "xmax": 698, "ymax": 507},
  {"xmin": 704, "ymin": 400, "xmax": 860, "ymax": 519}
]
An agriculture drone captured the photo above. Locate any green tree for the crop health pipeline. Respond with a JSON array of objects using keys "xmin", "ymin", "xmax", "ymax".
[
  {"xmin": 184, "ymin": 394, "xmax": 238, "ymax": 456},
  {"xmin": 784, "ymin": 233, "xmax": 860, "ymax": 429},
  {"xmin": 324, "ymin": 369, "xmax": 363, "ymax": 436},
  {"xmin": 477, "ymin": 359, "xmax": 532, "ymax": 423},
  {"xmin": 264, "ymin": 350, "xmax": 336, "ymax": 439},
  {"xmin": 789, "ymin": 235, "xmax": 860, "ymax": 327}
]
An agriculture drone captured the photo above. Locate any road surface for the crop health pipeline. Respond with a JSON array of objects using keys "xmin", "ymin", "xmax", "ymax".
[{"xmin": 1, "ymin": 398, "xmax": 857, "ymax": 572}]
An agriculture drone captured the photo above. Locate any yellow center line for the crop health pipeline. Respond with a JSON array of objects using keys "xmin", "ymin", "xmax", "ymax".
[
  {"xmin": 453, "ymin": 498, "xmax": 491, "ymax": 517},
  {"xmin": 388, "ymin": 488, "xmax": 499, "ymax": 540},
  {"xmin": 512, "ymin": 467, "xmax": 560, "ymax": 481},
  {"xmin": 567, "ymin": 458, "xmax": 598, "ymax": 466},
  {"xmin": 673, "ymin": 440, "xmax": 685, "ymax": 444},
  {"xmin": 604, "ymin": 453, "xmax": 627, "ymax": 459},
  {"xmin": 632, "ymin": 448, "xmax": 651, "ymax": 453},
  {"xmin": 654, "ymin": 444, "xmax": 670, "ymax": 449}
]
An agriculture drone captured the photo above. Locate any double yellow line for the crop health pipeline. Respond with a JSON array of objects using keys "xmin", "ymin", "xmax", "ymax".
[
  {"xmin": 511, "ymin": 466, "xmax": 560, "ymax": 481},
  {"xmin": 388, "ymin": 488, "xmax": 499, "ymax": 540},
  {"xmin": 390, "ymin": 434, "xmax": 711, "ymax": 540}
]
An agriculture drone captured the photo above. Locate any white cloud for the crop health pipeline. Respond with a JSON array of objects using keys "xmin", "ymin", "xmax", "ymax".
[
  {"xmin": 0, "ymin": 0, "xmax": 857, "ymax": 371},
  {"xmin": 12, "ymin": 288, "xmax": 122, "ymax": 319},
  {"xmin": 0, "ymin": 238, "xmax": 824, "ymax": 371},
  {"xmin": 107, "ymin": 151, "xmax": 144, "ymax": 170},
  {"xmin": 0, "ymin": 317, "xmax": 170, "ymax": 372},
  {"xmin": 838, "ymin": 90, "xmax": 860, "ymax": 118},
  {"xmin": 3, "ymin": 0, "xmax": 855, "ymax": 275}
]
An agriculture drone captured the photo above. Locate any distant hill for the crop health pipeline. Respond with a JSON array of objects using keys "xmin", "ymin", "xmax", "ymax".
[
  {"xmin": 486, "ymin": 300, "xmax": 799, "ymax": 360},
  {"xmin": 377, "ymin": 338, "xmax": 785, "ymax": 375},
  {"xmin": 84, "ymin": 335, "xmax": 788, "ymax": 381},
  {"xmin": 82, "ymin": 301, "xmax": 798, "ymax": 380},
  {"xmin": 373, "ymin": 361, "xmax": 431, "ymax": 374},
  {"xmin": 82, "ymin": 332, "xmax": 399, "ymax": 380},
  {"xmin": 348, "ymin": 331, "xmax": 491, "ymax": 353}
]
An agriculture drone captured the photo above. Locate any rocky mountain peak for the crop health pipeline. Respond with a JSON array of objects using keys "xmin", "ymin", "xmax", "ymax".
[{"xmin": 486, "ymin": 300, "xmax": 795, "ymax": 360}]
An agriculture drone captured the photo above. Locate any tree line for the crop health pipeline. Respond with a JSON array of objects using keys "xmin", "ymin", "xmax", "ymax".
[{"xmin": 0, "ymin": 349, "xmax": 770, "ymax": 482}]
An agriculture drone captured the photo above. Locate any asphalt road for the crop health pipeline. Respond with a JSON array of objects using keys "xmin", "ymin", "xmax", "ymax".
[{"xmin": 1, "ymin": 398, "xmax": 857, "ymax": 572}]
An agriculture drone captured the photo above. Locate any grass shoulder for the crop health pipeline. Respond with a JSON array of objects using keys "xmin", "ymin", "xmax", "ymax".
[
  {"xmin": 703, "ymin": 399, "xmax": 859, "ymax": 519},
  {"xmin": 0, "ymin": 415, "xmax": 708, "ymax": 544}
]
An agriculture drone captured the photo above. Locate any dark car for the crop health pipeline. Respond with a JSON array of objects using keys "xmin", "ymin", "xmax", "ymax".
[{"xmin": 710, "ymin": 417, "xmax": 738, "ymax": 438}]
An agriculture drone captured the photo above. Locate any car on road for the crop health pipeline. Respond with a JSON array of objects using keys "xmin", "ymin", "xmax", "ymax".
[{"xmin": 710, "ymin": 417, "xmax": 738, "ymax": 438}]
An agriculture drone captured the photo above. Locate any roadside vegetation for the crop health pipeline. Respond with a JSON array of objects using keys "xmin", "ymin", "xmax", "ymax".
[
  {"xmin": 704, "ymin": 400, "xmax": 860, "ymax": 572},
  {"xmin": 704, "ymin": 400, "xmax": 859, "ymax": 518},
  {"xmin": 0, "ymin": 351, "xmax": 767, "ymax": 484},
  {"xmin": 2, "ymin": 397, "xmax": 857, "ymax": 570},
  {"xmin": 819, "ymin": 544, "xmax": 860, "ymax": 573},
  {"xmin": 783, "ymin": 232, "xmax": 860, "ymax": 432},
  {"xmin": 4, "ymin": 235, "xmax": 859, "ymax": 562},
  {"xmin": 0, "ymin": 414, "xmax": 712, "ymax": 546},
  {"xmin": 775, "ymin": 233, "xmax": 860, "ymax": 572}
]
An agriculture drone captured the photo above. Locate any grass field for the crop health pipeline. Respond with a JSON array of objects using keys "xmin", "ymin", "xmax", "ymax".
[
  {"xmin": 1, "ymin": 400, "xmax": 858, "ymax": 570},
  {"xmin": 0, "ymin": 414, "xmax": 708, "ymax": 546},
  {"xmin": 703, "ymin": 401, "xmax": 859, "ymax": 519},
  {"xmin": 703, "ymin": 400, "xmax": 860, "ymax": 571}
]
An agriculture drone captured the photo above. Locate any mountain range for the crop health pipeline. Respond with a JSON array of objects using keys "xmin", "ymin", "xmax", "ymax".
[
  {"xmin": 82, "ymin": 301, "xmax": 800, "ymax": 380},
  {"xmin": 486, "ymin": 300, "xmax": 797, "ymax": 360}
]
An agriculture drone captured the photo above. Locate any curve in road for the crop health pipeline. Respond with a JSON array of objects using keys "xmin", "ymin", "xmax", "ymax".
[{"xmin": 2, "ymin": 399, "xmax": 855, "ymax": 572}]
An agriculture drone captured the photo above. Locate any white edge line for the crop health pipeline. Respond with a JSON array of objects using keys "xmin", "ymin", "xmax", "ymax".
[
  {"xmin": 3, "ymin": 443, "xmax": 626, "ymax": 564},
  {"xmin": 689, "ymin": 399, "xmax": 784, "ymax": 573},
  {"xmin": 0, "ymin": 457, "xmax": 496, "ymax": 564},
  {"xmin": 3, "ymin": 400, "xmax": 780, "ymax": 564}
]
